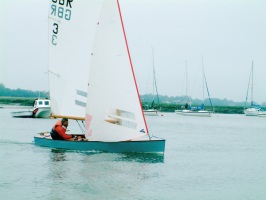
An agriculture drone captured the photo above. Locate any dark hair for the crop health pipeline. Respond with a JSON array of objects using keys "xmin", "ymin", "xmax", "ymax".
[{"xmin": 62, "ymin": 118, "xmax": 68, "ymax": 123}]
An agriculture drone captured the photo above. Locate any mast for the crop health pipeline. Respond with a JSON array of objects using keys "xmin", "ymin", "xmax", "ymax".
[
  {"xmin": 150, "ymin": 47, "xmax": 160, "ymax": 108},
  {"xmin": 152, "ymin": 47, "xmax": 155, "ymax": 104},
  {"xmin": 201, "ymin": 56, "xmax": 205, "ymax": 105},
  {"xmin": 251, "ymin": 61, "xmax": 254, "ymax": 106},
  {"xmin": 245, "ymin": 62, "xmax": 252, "ymax": 109},
  {"xmin": 185, "ymin": 60, "xmax": 188, "ymax": 98},
  {"xmin": 185, "ymin": 60, "xmax": 192, "ymax": 106},
  {"xmin": 152, "ymin": 47, "xmax": 160, "ymax": 105}
]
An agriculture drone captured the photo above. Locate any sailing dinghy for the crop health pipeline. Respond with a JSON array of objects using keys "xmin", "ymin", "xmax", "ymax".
[{"xmin": 34, "ymin": 0, "xmax": 165, "ymax": 153}]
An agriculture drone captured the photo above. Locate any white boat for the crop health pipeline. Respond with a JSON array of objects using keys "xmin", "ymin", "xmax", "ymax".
[
  {"xmin": 11, "ymin": 98, "xmax": 51, "ymax": 118},
  {"xmin": 143, "ymin": 48, "xmax": 160, "ymax": 116},
  {"xmin": 258, "ymin": 111, "xmax": 266, "ymax": 117},
  {"xmin": 182, "ymin": 109, "xmax": 212, "ymax": 117},
  {"xmin": 34, "ymin": 0, "xmax": 165, "ymax": 153},
  {"xmin": 244, "ymin": 107, "xmax": 259, "ymax": 116},
  {"xmin": 144, "ymin": 109, "xmax": 159, "ymax": 116},
  {"xmin": 244, "ymin": 61, "xmax": 260, "ymax": 116},
  {"xmin": 11, "ymin": 110, "xmax": 33, "ymax": 118}
]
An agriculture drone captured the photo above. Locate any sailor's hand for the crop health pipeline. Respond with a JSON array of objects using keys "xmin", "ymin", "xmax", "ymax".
[{"xmin": 73, "ymin": 135, "xmax": 78, "ymax": 140}]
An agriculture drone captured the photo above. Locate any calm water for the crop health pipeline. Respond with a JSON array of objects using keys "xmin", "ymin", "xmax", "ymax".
[{"xmin": 0, "ymin": 107, "xmax": 266, "ymax": 200}]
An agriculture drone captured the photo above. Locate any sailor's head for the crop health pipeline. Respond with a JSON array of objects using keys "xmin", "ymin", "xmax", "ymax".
[{"xmin": 62, "ymin": 118, "xmax": 68, "ymax": 127}]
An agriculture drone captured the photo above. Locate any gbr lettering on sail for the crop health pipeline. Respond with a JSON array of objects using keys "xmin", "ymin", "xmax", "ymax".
[{"xmin": 50, "ymin": 0, "xmax": 73, "ymax": 45}]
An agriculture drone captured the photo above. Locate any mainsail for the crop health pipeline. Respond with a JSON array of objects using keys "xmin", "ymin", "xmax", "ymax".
[
  {"xmin": 85, "ymin": 0, "xmax": 148, "ymax": 141},
  {"xmin": 48, "ymin": 0, "xmax": 103, "ymax": 118}
]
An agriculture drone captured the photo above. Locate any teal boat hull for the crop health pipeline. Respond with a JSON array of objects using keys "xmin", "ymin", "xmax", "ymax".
[{"xmin": 34, "ymin": 136, "xmax": 165, "ymax": 153}]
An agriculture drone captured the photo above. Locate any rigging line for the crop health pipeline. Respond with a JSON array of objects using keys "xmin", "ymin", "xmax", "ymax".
[
  {"xmin": 245, "ymin": 62, "xmax": 252, "ymax": 109},
  {"xmin": 152, "ymin": 48, "xmax": 155, "ymax": 102},
  {"xmin": 152, "ymin": 48, "xmax": 160, "ymax": 104},
  {"xmin": 76, "ymin": 120, "xmax": 85, "ymax": 133},
  {"xmin": 47, "ymin": 70, "xmax": 60, "ymax": 77},
  {"xmin": 154, "ymin": 72, "xmax": 160, "ymax": 104},
  {"xmin": 190, "ymin": 63, "xmax": 201, "ymax": 99},
  {"xmin": 203, "ymin": 70, "xmax": 213, "ymax": 110},
  {"xmin": 251, "ymin": 61, "xmax": 254, "ymax": 106},
  {"xmin": 185, "ymin": 60, "xmax": 189, "ymax": 102},
  {"xmin": 185, "ymin": 60, "xmax": 192, "ymax": 106},
  {"xmin": 201, "ymin": 56, "xmax": 213, "ymax": 110}
]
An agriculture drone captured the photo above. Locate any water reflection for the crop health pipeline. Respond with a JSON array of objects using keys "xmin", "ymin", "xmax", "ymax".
[
  {"xmin": 46, "ymin": 149, "xmax": 164, "ymax": 199},
  {"xmin": 50, "ymin": 149, "xmax": 67, "ymax": 162},
  {"xmin": 117, "ymin": 153, "xmax": 165, "ymax": 163},
  {"xmin": 50, "ymin": 148, "xmax": 165, "ymax": 163}
]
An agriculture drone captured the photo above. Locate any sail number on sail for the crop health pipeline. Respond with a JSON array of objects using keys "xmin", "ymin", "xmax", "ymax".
[{"xmin": 50, "ymin": 0, "xmax": 73, "ymax": 45}]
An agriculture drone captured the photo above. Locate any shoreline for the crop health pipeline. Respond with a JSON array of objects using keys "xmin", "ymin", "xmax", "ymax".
[{"xmin": 0, "ymin": 104, "xmax": 32, "ymax": 109}]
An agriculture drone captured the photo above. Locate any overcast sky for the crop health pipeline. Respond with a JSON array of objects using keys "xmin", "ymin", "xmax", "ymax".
[{"xmin": 1, "ymin": 0, "xmax": 266, "ymax": 103}]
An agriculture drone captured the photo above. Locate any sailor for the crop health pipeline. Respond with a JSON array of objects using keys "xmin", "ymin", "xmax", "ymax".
[{"xmin": 50, "ymin": 118, "xmax": 73, "ymax": 140}]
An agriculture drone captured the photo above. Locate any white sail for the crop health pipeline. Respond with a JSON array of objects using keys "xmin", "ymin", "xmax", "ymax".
[
  {"xmin": 85, "ymin": 0, "xmax": 148, "ymax": 141},
  {"xmin": 48, "ymin": 0, "xmax": 103, "ymax": 118}
]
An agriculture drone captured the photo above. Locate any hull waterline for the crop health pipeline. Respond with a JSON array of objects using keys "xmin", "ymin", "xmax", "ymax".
[
  {"xmin": 34, "ymin": 136, "xmax": 165, "ymax": 153},
  {"xmin": 174, "ymin": 110, "xmax": 183, "ymax": 115},
  {"xmin": 34, "ymin": 107, "xmax": 51, "ymax": 118},
  {"xmin": 182, "ymin": 110, "xmax": 212, "ymax": 117},
  {"xmin": 144, "ymin": 109, "xmax": 159, "ymax": 116},
  {"xmin": 11, "ymin": 110, "xmax": 33, "ymax": 118},
  {"xmin": 244, "ymin": 108, "xmax": 259, "ymax": 116},
  {"xmin": 258, "ymin": 112, "xmax": 266, "ymax": 117}
]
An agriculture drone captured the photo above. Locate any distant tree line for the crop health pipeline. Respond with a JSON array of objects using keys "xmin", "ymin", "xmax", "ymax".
[
  {"xmin": 0, "ymin": 83, "xmax": 49, "ymax": 98},
  {"xmin": 1, "ymin": 83, "xmax": 265, "ymax": 110},
  {"xmin": 141, "ymin": 102, "xmax": 246, "ymax": 114},
  {"xmin": 141, "ymin": 93, "xmax": 266, "ymax": 107}
]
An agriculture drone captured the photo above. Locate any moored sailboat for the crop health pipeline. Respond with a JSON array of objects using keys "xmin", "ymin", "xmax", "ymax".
[
  {"xmin": 181, "ymin": 57, "xmax": 213, "ymax": 117},
  {"xmin": 143, "ymin": 48, "xmax": 160, "ymax": 116},
  {"xmin": 34, "ymin": 0, "xmax": 165, "ymax": 153},
  {"xmin": 175, "ymin": 60, "xmax": 192, "ymax": 115},
  {"xmin": 244, "ymin": 61, "xmax": 260, "ymax": 116}
]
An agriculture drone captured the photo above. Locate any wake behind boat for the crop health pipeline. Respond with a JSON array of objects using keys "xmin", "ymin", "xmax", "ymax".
[{"xmin": 34, "ymin": 0, "xmax": 165, "ymax": 153}]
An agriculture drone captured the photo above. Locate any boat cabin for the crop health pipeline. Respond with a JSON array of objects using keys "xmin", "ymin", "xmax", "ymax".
[{"xmin": 33, "ymin": 99, "xmax": 50, "ymax": 108}]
